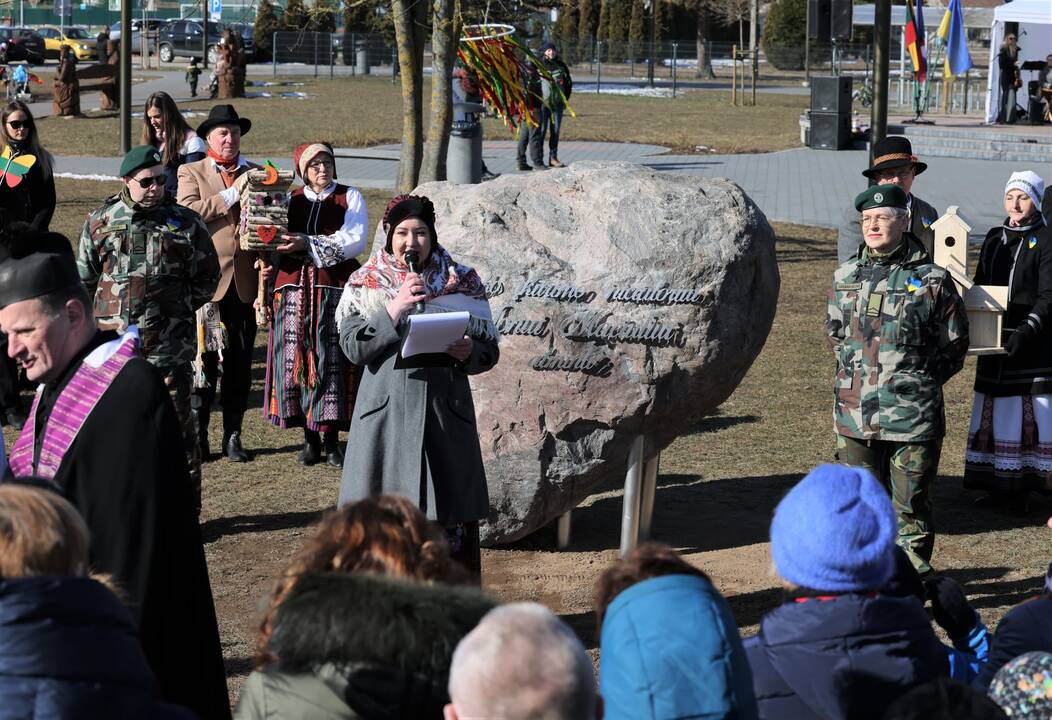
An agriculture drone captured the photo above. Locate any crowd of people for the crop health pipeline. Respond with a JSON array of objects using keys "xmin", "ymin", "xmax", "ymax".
[{"xmin": 0, "ymin": 60, "xmax": 1046, "ymax": 717}]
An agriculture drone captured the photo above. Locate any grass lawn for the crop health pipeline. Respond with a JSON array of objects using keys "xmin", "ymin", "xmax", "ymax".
[
  {"xmin": 18, "ymin": 182, "xmax": 1049, "ymax": 709},
  {"xmin": 36, "ymin": 76, "xmax": 808, "ymax": 158}
]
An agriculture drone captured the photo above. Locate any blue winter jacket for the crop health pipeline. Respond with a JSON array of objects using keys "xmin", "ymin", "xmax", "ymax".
[
  {"xmin": 0, "ymin": 576, "xmax": 195, "ymax": 719},
  {"xmin": 744, "ymin": 593, "xmax": 948, "ymax": 720},
  {"xmin": 974, "ymin": 595, "xmax": 1052, "ymax": 689},
  {"xmin": 599, "ymin": 574, "xmax": 759, "ymax": 720}
]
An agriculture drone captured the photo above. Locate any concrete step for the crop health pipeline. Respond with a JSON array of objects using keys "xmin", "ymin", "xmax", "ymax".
[{"xmin": 890, "ymin": 123, "xmax": 1052, "ymax": 145}]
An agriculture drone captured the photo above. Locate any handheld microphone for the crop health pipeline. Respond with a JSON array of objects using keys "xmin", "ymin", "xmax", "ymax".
[{"xmin": 404, "ymin": 250, "xmax": 425, "ymax": 314}]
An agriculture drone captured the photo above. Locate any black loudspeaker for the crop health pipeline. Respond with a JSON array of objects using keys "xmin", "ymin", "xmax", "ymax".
[
  {"xmin": 811, "ymin": 75, "xmax": 853, "ymax": 113},
  {"xmin": 831, "ymin": 0, "xmax": 853, "ymax": 40},
  {"xmin": 808, "ymin": 0, "xmax": 831, "ymax": 41},
  {"xmin": 1029, "ymin": 98, "xmax": 1045, "ymax": 124},
  {"xmin": 810, "ymin": 111, "xmax": 851, "ymax": 150}
]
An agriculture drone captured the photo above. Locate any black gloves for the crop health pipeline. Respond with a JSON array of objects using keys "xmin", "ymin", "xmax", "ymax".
[
  {"xmin": 1005, "ymin": 322, "xmax": 1037, "ymax": 358},
  {"xmin": 925, "ymin": 576, "xmax": 978, "ymax": 638}
]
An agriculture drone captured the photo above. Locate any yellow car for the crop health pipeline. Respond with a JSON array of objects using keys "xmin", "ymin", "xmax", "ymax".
[{"xmin": 37, "ymin": 25, "xmax": 98, "ymax": 61}]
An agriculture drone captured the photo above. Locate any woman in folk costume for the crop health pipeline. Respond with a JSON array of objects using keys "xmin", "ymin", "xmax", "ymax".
[
  {"xmin": 335, "ymin": 194, "xmax": 500, "ymax": 578},
  {"xmin": 965, "ymin": 171, "xmax": 1052, "ymax": 513},
  {"xmin": 263, "ymin": 142, "xmax": 367, "ymax": 467}
]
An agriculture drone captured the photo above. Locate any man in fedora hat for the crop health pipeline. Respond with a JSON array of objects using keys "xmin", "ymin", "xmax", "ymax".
[
  {"xmin": 177, "ymin": 104, "xmax": 259, "ymax": 463},
  {"xmin": 837, "ymin": 136, "xmax": 940, "ymax": 263}
]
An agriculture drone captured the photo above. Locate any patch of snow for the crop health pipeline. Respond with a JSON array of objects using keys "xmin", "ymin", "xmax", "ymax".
[
  {"xmin": 56, "ymin": 172, "xmax": 118, "ymax": 181},
  {"xmin": 574, "ymin": 83, "xmax": 677, "ymax": 98}
]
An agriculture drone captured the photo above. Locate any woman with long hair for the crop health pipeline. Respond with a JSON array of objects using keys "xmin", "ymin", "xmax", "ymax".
[
  {"xmin": 140, "ymin": 91, "xmax": 206, "ymax": 194},
  {"xmin": 0, "ymin": 100, "xmax": 54, "ymax": 231},
  {"xmin": 998, "ymin": 33, "xmax": 1021, "ymax": 124},
  {"xmin": 237, "ymin": 495, "xmax": 490, "ymax": 719}
]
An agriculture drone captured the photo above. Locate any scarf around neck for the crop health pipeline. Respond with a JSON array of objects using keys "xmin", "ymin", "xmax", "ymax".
[
  {"xmin": 335, "ymin": 245, "xmax": 498, "ymax": 343},
  {"xmin": 207, "ymin": 147, "xmax": 239, "ymax": 171}
]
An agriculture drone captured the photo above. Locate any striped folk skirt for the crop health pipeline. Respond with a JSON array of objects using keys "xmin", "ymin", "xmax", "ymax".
[
  {"xmin": 264, "ymin": 282, "xmax": 360, "ymax": 433},
  {"xmin": 964, "ymin": 391, "xmax": 1052, "ymax": 493}
]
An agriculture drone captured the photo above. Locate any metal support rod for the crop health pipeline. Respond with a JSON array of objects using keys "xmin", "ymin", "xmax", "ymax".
[
  {"xmin": 804, "ymin": 2, "xmax": 810, "ymax": 86},
  {"xmin": 314, "ymin": 32, "xmax": 319, "ymax": 78},
  {"xmin": 749, "ymin": 0, "xmax": 757, "ymax": 101},
  {"xmin": 557, "ymin": 511, "xmax": 572, "ymax": 549},
  {"xmin": 647, "ymin": 0, "xmax": 656, "ymax": 87},
  {"xmin": 671, "ymin": 43, "xmax": 677, "ymax": 97},
  {"xmin": 732, "ymin": 43, "xmax": 740, "ymax": 105},
  {"xmin": 202, "ymin": 4, "xmax": 209, "ymax": 69},
  {"xmin": 639, "ymin": 453, "xmax": 660, "ymax": 540},
  {"xmin": 119, "ymin": 0, "xmax": 132, "ymax": 153},
  {"xmin": 596, "ymin": 39, "xmax": 601, "ymax": 93},
  {"xmin": 620, "ymin": 435, "xmax": 645, "ymax": 558},
  {"xmin": 870, "ymin": 0, "xmax": 891, "ymax": 165},
  {"xmin": 272, "ymin": 31, "xmax": 277, "ymax": 78},
  {"xmin": 963, "ymin": 69, "xmax": 969, "ymax": 115}
]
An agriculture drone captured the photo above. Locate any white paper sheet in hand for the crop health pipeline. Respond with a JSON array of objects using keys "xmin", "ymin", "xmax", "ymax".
[{"xmin": 402, "ymin": 311, "xmax": 470, "ymax": 358}]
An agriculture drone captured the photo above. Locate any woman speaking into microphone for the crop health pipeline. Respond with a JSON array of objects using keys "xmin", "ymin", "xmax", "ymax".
[{"xmin": 335, "ymin": 194, "xmax": 499, "ymax": 576}]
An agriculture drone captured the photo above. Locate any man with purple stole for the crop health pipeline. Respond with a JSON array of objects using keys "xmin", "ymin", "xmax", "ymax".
[{"xmin": 0, "ymin": 225, "xmax": 231, "ymax": 719}]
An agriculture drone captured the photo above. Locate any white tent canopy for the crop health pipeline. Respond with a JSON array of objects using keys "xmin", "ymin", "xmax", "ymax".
[{"xmin": 985, "ymin": 0, "xmax": 1052, "ymax": 124}]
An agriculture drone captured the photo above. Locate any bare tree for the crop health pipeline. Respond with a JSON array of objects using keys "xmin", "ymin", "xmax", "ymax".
[
  {"xmin": 419, "ymin": 0, "xmax": 457, "ymax": 183},
  {"xmin": 392, "ymin": 0, "xmax": 427, "ymax": 190}
]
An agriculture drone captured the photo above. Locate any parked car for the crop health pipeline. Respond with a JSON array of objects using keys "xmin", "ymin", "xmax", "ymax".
[
  {"xmin": 157, "ymin": 19, "xmax": 224, "ymax": 64},
  {"xmin": 108, "ymin": 19, "xmax": 164, "ymax": 50},
  {"xmin": 0, "ymin": 28, "xmax": 45, "ymax": 65},
  {"xmin": 37, "ymin": 25, "xmax": 97, "ymax": 60}
]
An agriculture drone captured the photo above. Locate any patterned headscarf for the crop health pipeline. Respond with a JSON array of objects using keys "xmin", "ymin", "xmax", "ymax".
[{"xmin": 989, "ymin": 651, "xmax": 1052, "ymax": 716}]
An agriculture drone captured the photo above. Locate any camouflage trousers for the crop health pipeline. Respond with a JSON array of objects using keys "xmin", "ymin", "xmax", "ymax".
[
  {"xmin": 162, "ymin": 366, "xmax": 202, "ymax": 512},
  {"xmin": 835, "ymin": 434, "xmax": 943, "ymax": 576}
]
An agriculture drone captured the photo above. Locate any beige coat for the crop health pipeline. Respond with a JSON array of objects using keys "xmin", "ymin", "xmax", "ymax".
[{"xmin": 176, "ymin": 157, "xmax": 259, "ymax": 303}]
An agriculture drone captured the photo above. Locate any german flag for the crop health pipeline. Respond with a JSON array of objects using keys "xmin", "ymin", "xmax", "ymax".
[{"xmin": 905, "ymin": 0, "xmax": 927, "ymax": 83}]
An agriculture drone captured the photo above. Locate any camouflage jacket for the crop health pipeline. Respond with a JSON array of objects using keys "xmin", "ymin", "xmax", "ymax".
[
  {"xmin": 826, "ymin": 237, "xmax": 969, "ymax": 441},
  {"xmin": 77, "ymin": 190, "xmax": 219, "ymax": 369}
]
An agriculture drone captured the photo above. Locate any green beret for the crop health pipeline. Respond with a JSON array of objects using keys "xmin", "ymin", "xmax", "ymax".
[
  {"xmin": 119, "ymin": 145, "xmax": 163, "ymax": 178},
  {"xmin": 854, "ymin": 184, "xmax": 908, "ymax": 212}
]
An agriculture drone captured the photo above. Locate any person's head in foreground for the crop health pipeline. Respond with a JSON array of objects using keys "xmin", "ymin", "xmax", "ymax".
[
  {"xmin": 988, "ymin": 651, "xmax": 1052, "ymax": 717},
  {"xmin": 743, "ymin": 464, "xmax": 947, "ymax": 719},
  {"xmin": 257, "ymin": 494, "xmax": 468, "ymax": 664},
  {"xmin": 197, "ymin": 103, "xmax": 250, "ymax": 162},
  {"xmin": 880, "ymin": 678, "xmax": 1007, "ymax": 720},
  {"xmin": 0, "ymin": 225, "xmax": 95, "ymax": 384},
  {"xmin": 855, "ymin": 184, "xmax": 910, "ymax": 254},
  {"xmin": 384, "ymin": 193, "xmax": 438, "ymax": 265},
  {"xmin": 120, "ymin": 145, "xmax": 166, "ymax": 209},
  {"xmin": 1003, "ymin": 171, "xmax": 1044, "ymax": 228},
  {"xmin": 293, "ymin": 141, "xmax": 336, "ymax": 193},
  {"xmin": 0, "ymin": 482, "xmax": 88, "ymax": 577},
  {"xmin": 445, "ymin": 602, "xmax": 600, "ymax": 720},
  {"xmin": 862, "ymin": 136, "xmax": 926, "ymax": 196},
  {"xmin": 595, "ymin": 542, "xmax": 757, "ymax": 720}
]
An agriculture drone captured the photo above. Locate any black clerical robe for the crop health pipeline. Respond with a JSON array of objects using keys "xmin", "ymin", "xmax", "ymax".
[{"xmin": 14, "ymin": 331, "xmax": 230, "ymax": 720}]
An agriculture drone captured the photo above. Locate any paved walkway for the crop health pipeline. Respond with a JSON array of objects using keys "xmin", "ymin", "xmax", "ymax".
[{"xmin": 56, "ymin": 138, "xmax": 1028, "ymax": 236}]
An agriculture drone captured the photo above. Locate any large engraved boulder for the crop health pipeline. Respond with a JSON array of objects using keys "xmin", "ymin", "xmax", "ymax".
[{"xmin": 402, "ymin": 161, "xmax": 779, "ymax": 544}]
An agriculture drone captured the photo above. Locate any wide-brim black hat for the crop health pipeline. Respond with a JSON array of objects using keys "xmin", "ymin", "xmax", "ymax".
[
  {"xmin": 196, "ymin": 104, "xmax": 251, "ymax": 139},
  {"xmin": 862, "ymin": 135, "xmax": 927, "ymax": 179}
]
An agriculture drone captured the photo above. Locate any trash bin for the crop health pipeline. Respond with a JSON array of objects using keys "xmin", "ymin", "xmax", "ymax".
[
  {"xmin": 356, "ymin": 49, "xmax": 369, "ymax": 76},
  {"xmin": 447, "ymin": 102, "xmax": 484, "ymax": 184}
]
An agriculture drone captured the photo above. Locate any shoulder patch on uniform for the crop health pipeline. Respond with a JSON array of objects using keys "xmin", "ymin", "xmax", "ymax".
[
  {"xmin": 166, "ymin": 217, "xmax": 183, "ymax": 231},
  {"xmin": 906, "ymin": 276, "xmax": 922, "ymax": 293}
]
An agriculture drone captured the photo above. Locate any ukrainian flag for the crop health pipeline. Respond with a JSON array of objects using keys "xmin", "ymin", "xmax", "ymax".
[{"xmin": 937, "ymin": 0, "xmax": 973, "ymax": 77}]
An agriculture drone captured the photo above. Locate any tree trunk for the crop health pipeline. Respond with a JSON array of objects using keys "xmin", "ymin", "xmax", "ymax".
[
  {"xmin": 420, "ymin": 0, "xmax": 456, "ymax": 184},
  {"xmin": 392, "ymin": 0, "xmax": 426, "ymax": 191},
  {"xmin": 695, "ymin": 4, "xmax": 715, "ymax": 79}
]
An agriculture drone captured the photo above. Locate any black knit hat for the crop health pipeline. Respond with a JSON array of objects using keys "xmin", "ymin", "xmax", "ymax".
[
  {"xmin": 197, "ymin": 104, "xmax": 251, "ymax": 140},
  {"xmin": 383, "ymin": 194, "xmax": 437, "ymax": 253},
  {"xmin": 0, "ymin": 223, "xmax": 79, "ymax": 308},
  {"xmin": 863, "ymin": 136, "xmax": 928, "ymax": 179}
]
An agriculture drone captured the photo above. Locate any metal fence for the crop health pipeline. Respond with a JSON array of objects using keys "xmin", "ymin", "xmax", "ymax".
[{"xmin": 270, "ymin": 30, "xmax": 396, "ymax": 78}]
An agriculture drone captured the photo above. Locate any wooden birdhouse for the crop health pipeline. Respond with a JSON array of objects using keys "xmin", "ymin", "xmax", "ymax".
[{"xmin": 931, "ymin": 206, "xmax": 1008, "ymax": 356}]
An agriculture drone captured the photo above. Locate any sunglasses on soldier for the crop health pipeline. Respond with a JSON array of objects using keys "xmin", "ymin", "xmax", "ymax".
[{"xmin": 135, "ymin": 174, "xmax": 166, "ymax": 189}]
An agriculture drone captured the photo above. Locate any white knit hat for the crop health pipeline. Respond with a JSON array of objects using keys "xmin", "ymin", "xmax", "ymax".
[{"xmin": 1005, "ymin": 170, "xmax": 1045, "ymax": 211}]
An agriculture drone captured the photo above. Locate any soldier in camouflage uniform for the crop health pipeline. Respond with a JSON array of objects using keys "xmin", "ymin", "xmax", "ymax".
[
  {"xmin": 76, "ymin": 145, "xmax": 220, "ymax": 512},
  {"xmin": 826, "ymin": 184, "xmax": 969, "ymax": 575}
]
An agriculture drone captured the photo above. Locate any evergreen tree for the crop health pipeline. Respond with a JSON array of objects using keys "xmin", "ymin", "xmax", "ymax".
[
  {"xmin": 596, "ymin": 0, "xmax": 611, "ymax": 59},
  {"xmin": 308, "ymin": 0, "xmax": 337, "ymax": 32},
  {"xmin": 762, "ymin": 0, "xmax": 806, "ymax": 70},
  {"xmin": 343, "ymin": 0, "xmax": 373, "ymax": 30},
  {"xmin": 577, "ymin": 0, "xmax": 598, "ymax": 60},
  {"xmin": 606, "ymin": 0, "xmax": 631, "ymax": 58},
  {"xmin": 628, "ymin": 0, "xmax": 646, "ymax": 59},
  {"xmin": 553, "ymin": 0, "xmax": 579, "ymax": 62},
  {"xmin": 253, "ymin": 0, "xmax": 280, "ymax": 60},
  {"xmin": 281, "ymin": 0, "xmax": 309, "ymax": 30}
]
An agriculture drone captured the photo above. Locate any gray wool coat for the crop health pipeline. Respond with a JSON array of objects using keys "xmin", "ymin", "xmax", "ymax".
[{"xmin": 337, "ymin": 307, "xmax": 498, "ymax": 526}]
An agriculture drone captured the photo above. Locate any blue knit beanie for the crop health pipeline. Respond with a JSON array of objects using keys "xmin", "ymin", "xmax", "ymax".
[{"xmin": 771, "ymin": 464, "xmax": 896, "ymax": 592}]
